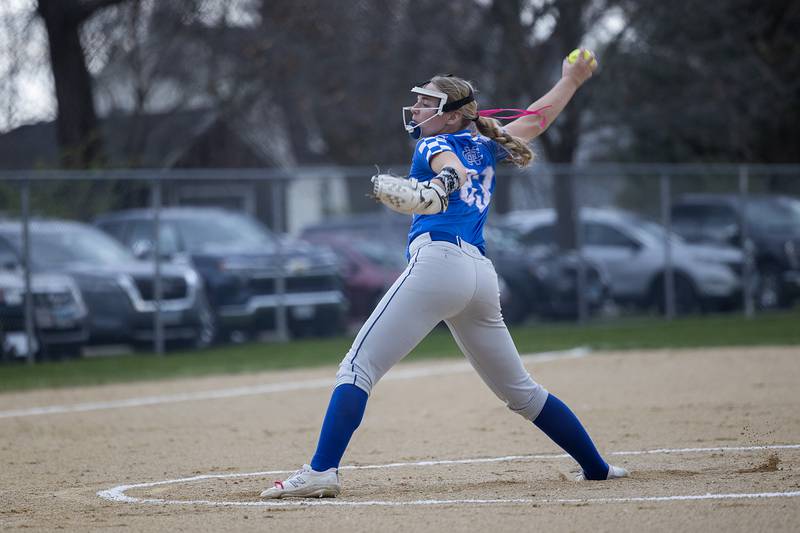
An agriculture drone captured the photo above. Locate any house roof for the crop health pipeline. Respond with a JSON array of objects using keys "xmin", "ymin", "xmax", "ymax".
[{"xmin": 0, "ymin": 107, "xmax": 284, "ymax": 169}]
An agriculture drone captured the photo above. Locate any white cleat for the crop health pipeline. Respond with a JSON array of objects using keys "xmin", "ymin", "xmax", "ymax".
[
  {"xmin": 260, "ymin": 464, "xmax": 341, "ymax": 499},
  {"xmin": 575, "ymin": 464, "xmax": 629, "ymax": 481}
]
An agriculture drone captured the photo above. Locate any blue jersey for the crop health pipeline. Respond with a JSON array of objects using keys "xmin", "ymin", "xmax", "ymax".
[{"xmin": 406, "ymin": 129, "xmax": 508, "ymax": 255}]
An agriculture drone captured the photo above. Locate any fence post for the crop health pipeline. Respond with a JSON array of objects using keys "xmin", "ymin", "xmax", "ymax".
[
  {"xmin": 660, "ymin": 173, "xmax": 675, "ymax": 320},
  {"xmin": 738, "ymin": 165, "xmax": 754, "ymax": 318},
  {"xmin": 21, "ymin": 179, "xmax": 36, "ymax": 364},
  {"xmin": 272, "ymin": 175, "xmax": 289, "ymax": 342},
  {"xmin": 574, "ymin": 170, "xmax": 588, "ymax": 325},
  {"xmin": 152, "ymin": 177, "xmax": 165, "ymax": 356}
]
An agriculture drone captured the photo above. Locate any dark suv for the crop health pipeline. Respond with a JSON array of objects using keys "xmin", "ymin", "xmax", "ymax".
[
  {"xmin": 0, "ymin": 220, "xmax": 214, "ymax": 350},
  {"xmin": 671, "ymin": 194, "xmax": 800, "ymax": 308},
  {"xmin": 300, "ymin": 212, "xmax": 611, "ymax": 323},
  {"xmin": 484, "ymin": 225, "xmax": 611, "ymax": 322},
  {"xmin": 94, "ymin": 208, "xmax": 347, "ymax": 339}
]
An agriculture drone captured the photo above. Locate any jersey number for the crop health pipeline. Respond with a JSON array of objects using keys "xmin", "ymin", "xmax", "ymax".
[{"xmin": 459, "ymin": 167, "xmax": 494, "ymax": 213}]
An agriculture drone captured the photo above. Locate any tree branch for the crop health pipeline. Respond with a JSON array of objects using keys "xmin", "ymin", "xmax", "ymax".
[{"xmin": 75, "ymin": 0, "xmax": 133, "ymax": 24}]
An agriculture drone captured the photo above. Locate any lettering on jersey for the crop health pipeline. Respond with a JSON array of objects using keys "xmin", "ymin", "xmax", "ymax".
[
  {"xmin": 462, "ymin": 145, "xmax": 484, "ymax": 166},
  {"xmin": 459, "ymin": 167, "xmax": 494, "ymax": 213}
]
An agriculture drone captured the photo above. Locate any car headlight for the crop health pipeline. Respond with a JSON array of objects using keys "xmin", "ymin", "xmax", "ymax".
[
  {"xmin": 183, "ymin": 269, "xmax": 200, "ymax": 286},
  {"xmin": 61, "ymin": 278, "xmax": 88, "ymax": 316},
  {"xmin": 1, "ymin": 287, "xmax": 23, "ymax": 306}
]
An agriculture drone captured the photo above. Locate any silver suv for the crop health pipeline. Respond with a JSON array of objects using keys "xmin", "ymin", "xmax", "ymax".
[
  {"xmin": 501, "ymin": 207, "xmax": 743, "ymax": 313},
  {"xmin": 0, "ymin": 270, "xmax": 88, "ymax": 360}
]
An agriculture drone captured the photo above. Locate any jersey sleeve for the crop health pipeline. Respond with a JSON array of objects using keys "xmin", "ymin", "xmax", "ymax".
[{"xmin": 414, "ymin": 135, "xmax": 455, "ymax": 171}]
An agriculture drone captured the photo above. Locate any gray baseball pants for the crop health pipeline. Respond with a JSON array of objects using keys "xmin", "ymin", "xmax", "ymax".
[{"xmin": 335, "ymin": 232, "xmax": 549, "ymax": 421}]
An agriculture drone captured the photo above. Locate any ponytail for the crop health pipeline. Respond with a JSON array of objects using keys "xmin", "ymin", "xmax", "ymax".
[
  {"xmin": 429, "ymin": 75, "xmax": 536, "ymax": 168},
  {"xmin": 474, "ymin": 116, "xmax": 534, "ymax": 168}
]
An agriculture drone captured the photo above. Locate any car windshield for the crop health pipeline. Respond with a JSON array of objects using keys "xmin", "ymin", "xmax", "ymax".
[
  {"xmin": 3, "ymin": 224, "xmax": 134, "ymax": 266},
  {"xmin": 747, "ymin": 197, "xmax": 800, "ymax": 229},
  {"xmin": 350, "ymin": 239, "xmax": 407, "ymax": 269},
  {"xmin": 175, "ymin": 212, "xmax": 276, "ymax": 251},
  {"xmin": 635, "ymin": 219, "xmax": 685, "ymax": 243},
  {"xmin": 484, "ymin": 225, "xmax": 526, "ymax": 251}
]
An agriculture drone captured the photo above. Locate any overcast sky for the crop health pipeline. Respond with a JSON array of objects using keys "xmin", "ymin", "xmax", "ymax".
[{"xmin": 0, "ymin": 0, "xmax": 54, "ymax": 133}]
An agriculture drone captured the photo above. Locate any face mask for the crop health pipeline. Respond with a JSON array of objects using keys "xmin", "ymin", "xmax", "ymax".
[
  {"xmin": 402, "ymin": 112, "xmax": 442, "ymax": 139},
  {"xmin": 402, "ymin": 86, "xmax": 448, "ymax": 139}
]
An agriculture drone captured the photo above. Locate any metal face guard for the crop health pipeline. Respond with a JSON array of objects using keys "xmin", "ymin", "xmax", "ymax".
[{"xmin": 402, "ymin": 86, "xmax": 448, "ymax": 137}]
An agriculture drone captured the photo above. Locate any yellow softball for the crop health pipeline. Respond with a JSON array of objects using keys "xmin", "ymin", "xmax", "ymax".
[{"xmin": 567, "ymin": 48, "xmax": 597, "ymax": 68}]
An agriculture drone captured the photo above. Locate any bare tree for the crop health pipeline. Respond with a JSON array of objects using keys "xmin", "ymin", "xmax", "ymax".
[
  {"xmin": 486, "ymin": 0, "xmax": 617, "ymax": 249},
  {"xmin": 36, "ymin": 0, "xmax": 134, "ymax": 168},
  {"xmin": 596, "ymin": 0, "xmax": 800, "ymax": 164},
  {"xmin": 590, "ymin": 0, "xmax": 800, "ymax": 202}
]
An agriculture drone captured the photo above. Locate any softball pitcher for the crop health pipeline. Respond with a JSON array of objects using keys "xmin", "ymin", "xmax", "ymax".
[{"xmin": 261, "ymin": 49, "xmax": 627, "ymax": 499}]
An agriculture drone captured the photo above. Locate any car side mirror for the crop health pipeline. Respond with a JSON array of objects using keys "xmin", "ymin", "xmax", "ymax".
[
  {"xmin": 131, "ymin": 239, "xmax": 154, "ymax": 259},
  {"xmin": 132, "ymin": 240, "xmax": 176, "ymax": 261},
  {"xmin": 711, "ymin": 223, "xmax": 740, "ymax": 245}
]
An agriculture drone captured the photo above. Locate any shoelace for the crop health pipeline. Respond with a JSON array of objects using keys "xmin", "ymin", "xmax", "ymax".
[
  {"xmin": 289, "ymin": 467, "xmax": 308, "ymax": 478},
  {"xmin": 273, "ymin": 466, "xmax": 309, "ymax": 489},
  {"xmin": 570, "ymin": 464, "xmax": 586, "ymax": 481}
]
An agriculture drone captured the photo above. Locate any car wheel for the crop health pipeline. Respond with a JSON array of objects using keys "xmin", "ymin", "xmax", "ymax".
[
  {"xmin": 497, "ymin": 275, "xmax": 528, "ymax": 324},
  {"xmin": 755, "ymin": 263, "xmax": 785, "ymax": 310},
  {"xmin": 651, "ymin": 273, "xmax": 701, "ymax": 315},
  {"xmin": 311, "ymin": 307, "xmax": 347, "ymax": 338},
  {"xmin": 501, "ymin": 292, "xmax": 529, "ymax": 324}
]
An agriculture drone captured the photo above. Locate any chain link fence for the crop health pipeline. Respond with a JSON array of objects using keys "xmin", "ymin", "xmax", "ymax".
[{"xmin": 1, "ymin": 164, "xmax": 798, "ymax": 363}]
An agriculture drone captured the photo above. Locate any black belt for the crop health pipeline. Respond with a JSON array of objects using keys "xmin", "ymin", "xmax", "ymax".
[{"xmin": 427, "ymin": 231, "xmax": 485, "ymax": 256}]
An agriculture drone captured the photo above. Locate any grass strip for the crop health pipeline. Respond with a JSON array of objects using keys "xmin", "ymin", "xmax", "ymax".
[{"xmin": 1, "ymin": 309, "xmax": 798, "ymax": 393}]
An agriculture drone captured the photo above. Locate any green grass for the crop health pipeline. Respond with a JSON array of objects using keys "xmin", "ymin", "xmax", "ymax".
[{"xmin": 1, "ymin": 309, "xmax": 799, "ymax": 393}]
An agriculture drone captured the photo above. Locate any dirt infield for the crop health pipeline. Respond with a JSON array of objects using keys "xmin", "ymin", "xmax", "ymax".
[{"xmin": 2, "ymin": 346, "xmax": 799, "ymax": 532}]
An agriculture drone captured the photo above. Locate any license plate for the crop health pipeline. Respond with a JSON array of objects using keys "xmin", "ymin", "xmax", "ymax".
[
  {"xmin": 53, "ymin": 307, "xmax": 79, "ymax": 328},
  {"xmin": 291, "ymin": 305, "xmax": 315, "ymax": 320},
  {"xmin": 159, "ymin": 310, "xmax": 183, "ymax": 325}
]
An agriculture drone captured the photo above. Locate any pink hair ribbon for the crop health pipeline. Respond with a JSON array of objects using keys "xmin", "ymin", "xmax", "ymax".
[{"xmin": 477, "ymin": 105, "xmax": 552, "ymax": 128}]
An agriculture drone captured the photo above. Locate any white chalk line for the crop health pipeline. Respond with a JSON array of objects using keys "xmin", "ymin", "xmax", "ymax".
[
  {"xmin": 0, "ymin": 347, "xmax": 589, "ymax": 419},
  {"xmin": 98, "ymin": 491, "xmax": 800, "ymax": 508},
  {"xmin": 97, "ymin": 443, "xmax": 800, "ymax": 508}
]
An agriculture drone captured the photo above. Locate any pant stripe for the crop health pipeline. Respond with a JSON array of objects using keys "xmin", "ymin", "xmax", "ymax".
[{"xmin": 350, "ymin": 251, "xmax": 420, "ymax": 369}]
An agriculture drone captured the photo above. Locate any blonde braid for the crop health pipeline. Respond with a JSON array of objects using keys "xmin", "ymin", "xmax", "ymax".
[
  {"xmin": 429, "ymin": 75, "xmax": 535, "ymax": 168},
  {"xmin": 474, "ymin": 116, "xmax": 534, "ymax": 168}
]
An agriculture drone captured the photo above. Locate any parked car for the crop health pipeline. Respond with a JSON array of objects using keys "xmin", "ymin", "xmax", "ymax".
[
  {"xmin": 301, "ymin": 212, "xmax": 411, "ymax": 251},
  {"xmin": 484, "ymin": 225, "xmax": 611, "ymax": 321},
  {"xmin": 301, "ymin": 212, "xmax": 610, "ymax": 323},
  {"xmin": 94, "ymin": 208, "xmax": 347, "ymax": 339},
  {"xmin": 501, "ymin": 207, "xmax": 744, "ymax": 314},
  {"xmin": 299, "ymin": 231, "xmax": 406, "ymax": 322},
  {"xmin": 0, "ymin": 270, "xmax": 88, "ymax": 361},
  {"xmin": 671, "ymin": 194, "xmax": 800, "ymax": 309},
  {"xmin": 0, "ymin": 220, "xmax": 214, "ymax": 350}
]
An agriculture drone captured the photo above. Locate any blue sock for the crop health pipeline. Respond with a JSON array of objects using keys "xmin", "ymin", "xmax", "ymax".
[
  {"xmin": 310, "ymin": 384, "xmax": 368, "ymax": 472},
  {"xmin": 533, "ymin": 393, "xmax": 609, "ymax": 480}
]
